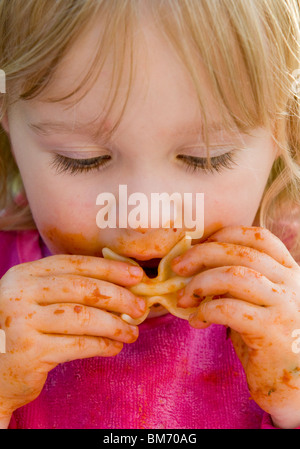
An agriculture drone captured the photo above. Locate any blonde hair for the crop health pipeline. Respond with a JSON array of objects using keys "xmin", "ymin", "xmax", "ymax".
[{"xmin": 0, "ymin": 0, "xmax": 299, "ymax": 256}]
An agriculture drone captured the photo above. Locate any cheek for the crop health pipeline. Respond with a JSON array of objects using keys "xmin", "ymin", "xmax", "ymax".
[
  {"xmin": 201, "ymin": 132, "xmax": 276, "ymax": 227},
  {"xmin": 203, "ymin": 171, "xmax": 267, "ymax": 227},
  {"xmin": 32, "ymin": 190, "xmax": 102, "ymax": 255},
  {"xmin": 39, "ymin": 225, "xmax": 104, "ymax": 255}
]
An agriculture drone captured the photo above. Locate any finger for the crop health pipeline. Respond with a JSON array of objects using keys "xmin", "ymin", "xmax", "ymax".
[
  {"xmin": 189, "ymin": 297, "xmax": 267, "ymax": 335},
  {"xmin": 205, "ymin": 226, "xmax": 299, "ymax": 269},
  {"xmin": 38, "ymin": 334, "xmax": 123, "ymax": 366},
  {"xmin": 35, "ymin": 303, "xmax": 139, "ymax": 344},
  {"xmin": 31, "ymin": 274, "xmax": 147, "ymax": 319},
  {"xmin": 22, "ymin": 255, "xmax": 144, "ymax": 286},
  {"xmin": 177, "ymin": 265, "xmax": 284, "ymax": 308},
  {"xmin": 171, "ymin": 241, "xmax": 288, "ymax": 283}
]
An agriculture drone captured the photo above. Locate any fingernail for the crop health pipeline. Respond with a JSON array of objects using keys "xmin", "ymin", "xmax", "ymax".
[
  {"xmin": 189, "ymin": 311, "xmax": 198, "ymax": 321},
  {"xmin": 128, "ymin": 325, "xmax": 139, "ymax": 342},
  {"xmin": 193, "ymin": 288, "xmax": 203, "ymax": 299},
  {"xmin": 189, "ymin": 312, "xmax": 207, "ymax": 329},
  {"xmin": 177, "ymin": 287, "xmax": 186, "ymax": 299},
  {"xmin": 178, "ymin": 288, "xmax": 203, "ymax": 308},
  {"xmin": 129, "ymin": 266, "xmax": 143, "ymax": 277},
  {"xmin": 136, "ymin": 297, "xmax": 147, "ymax": 315},
  {"xmin": 171, "ymin": 256, "xmax": 181, "ymax": 266},
  {"xmin": 177, "ymin": 287, "xmax": 188, "ymax": 308},
  {"xmin": 189, "ymin": 312, "xmax": 199, "ymax": 328}
]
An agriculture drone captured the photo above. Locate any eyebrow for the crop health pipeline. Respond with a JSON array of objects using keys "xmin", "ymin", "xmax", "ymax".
[
  {"xmin": 28, "ymin": 119, "xmax": 108, "ymax": 141},
  {"xmin": 28, "ymin": 119, "xmax": 231, "ymax": 142}
]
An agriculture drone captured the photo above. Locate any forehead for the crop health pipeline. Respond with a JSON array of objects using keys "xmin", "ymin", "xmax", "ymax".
[{"xmin": 22, "ymin": 6, "xmax": 253, "ymax": 144}]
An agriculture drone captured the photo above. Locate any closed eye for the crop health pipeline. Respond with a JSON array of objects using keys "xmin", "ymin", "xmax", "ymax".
[
  {"xmin": 177, "ymin": 150, "xmax": 239, "ymax": 174},
  {"xmin": 50, "ymin": 154, "xmax": 112, "ymax": 175},
  {"xmin": 50, "ymin": 149, "xmax": 239, "ymax": 176}
]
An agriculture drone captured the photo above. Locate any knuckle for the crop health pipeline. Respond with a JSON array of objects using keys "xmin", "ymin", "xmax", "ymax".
[
  {"xmin": 72, "ymin": 276, "xmax": 89, "ymax": 291},
  {"xmin": 253, "ymin": 226, "xmax": 271, "ymax": 239},
  {"xmin": 73, "ymin": 305, "xmax": 91, "ymax": 326},
  {"xmin": 1, "ymin": 267, "xmax": 37, "ymax": 304},
  {"xmin": 1, "ymin": 266, "xmax": 19, "ymax": 290},
  {"xmin": 225, "ymin": 265, "xmax": 248, "ymax": 278},
  {"xmin": 75, "ymin": 336, "xmax": 87, "ymax": 350}
]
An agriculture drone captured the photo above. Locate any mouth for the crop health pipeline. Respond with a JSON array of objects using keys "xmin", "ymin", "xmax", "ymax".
[{"xmin": 129, "ymin": 257, "xmax": 161, "ymax": 278}]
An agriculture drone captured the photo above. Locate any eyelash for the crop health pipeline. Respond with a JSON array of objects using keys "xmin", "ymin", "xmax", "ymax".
[
  {"xmin": 177, "ymin": 150, "xmax": 239, "ymax": 174},
  {"xmin": 51, "ymin": 150, "xmax": 238, "ymax": 175},
  {"xmin": 51, "ymin": 154, "xmax": 112, "ymax": 175}
]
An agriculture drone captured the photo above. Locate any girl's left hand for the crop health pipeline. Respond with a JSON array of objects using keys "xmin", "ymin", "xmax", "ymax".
[{"xmin": 171, "ymin": 225, "xmax": 300, "ymax": 429}]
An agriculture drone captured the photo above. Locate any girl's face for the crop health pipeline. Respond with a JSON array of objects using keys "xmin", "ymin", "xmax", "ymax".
[{"xmin": 1, "ymin": 12, "xmax": 279, "ymax": 261}]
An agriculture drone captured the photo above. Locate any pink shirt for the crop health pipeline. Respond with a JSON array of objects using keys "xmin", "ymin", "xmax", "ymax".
[{"xmin": 0, "ymin": 228, "xmax": 297, "ymax": 429}]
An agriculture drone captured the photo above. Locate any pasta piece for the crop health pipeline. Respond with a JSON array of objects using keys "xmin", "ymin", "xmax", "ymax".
[{"xmin": 102, "ymin": 234, "xmax": 201, "ymax": 325}]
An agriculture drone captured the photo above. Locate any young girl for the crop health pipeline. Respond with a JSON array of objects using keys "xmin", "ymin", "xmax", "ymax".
[{"xmin": 0, "ymin": 0, "xmax": 300, "ymax": 429}]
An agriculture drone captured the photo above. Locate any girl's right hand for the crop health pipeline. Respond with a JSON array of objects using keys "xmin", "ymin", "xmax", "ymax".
[{"xmin": 0, "ymin": 255, "xmax": 146, "ymax": 425}]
